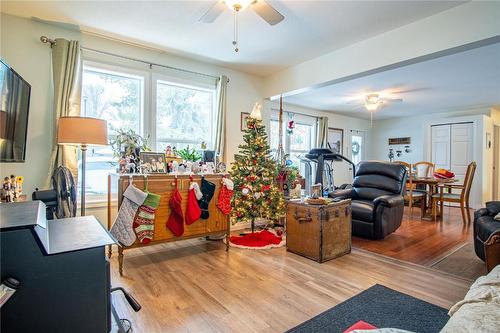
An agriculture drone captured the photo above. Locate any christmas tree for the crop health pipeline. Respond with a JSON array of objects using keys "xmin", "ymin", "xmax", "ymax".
[{"xmin": 230, "ymin": 103, "xmax": 285, "ymax": 231}]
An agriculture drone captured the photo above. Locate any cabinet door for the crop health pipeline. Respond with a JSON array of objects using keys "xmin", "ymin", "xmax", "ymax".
[{"xmin": 431, "ymin": 125, "xmax": 451, "ymax": 170}]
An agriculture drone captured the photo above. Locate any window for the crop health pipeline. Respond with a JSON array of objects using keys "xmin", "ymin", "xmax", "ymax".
[
  {"xmin": 81, "ymin": 65, "xmax": 144, "ymax": 199},
  {"xmin": 155, "ymin": 80, "xmax": 215, "ymax": 151},
  {"xmin": 270, "ymin": 111, "xmax": 316, "ymax": 169},
  {"xmin": 79, "ymin": 62, "xmax": 216, "ymax": 201}
]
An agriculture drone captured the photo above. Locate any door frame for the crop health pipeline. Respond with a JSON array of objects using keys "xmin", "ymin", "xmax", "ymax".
[{"xmin": 493, "ymin": 125, "xmax": 500, "ymax": 200}]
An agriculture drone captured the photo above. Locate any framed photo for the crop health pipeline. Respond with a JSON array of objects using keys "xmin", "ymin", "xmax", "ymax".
[
  {"xmin": 310, "ymin": 184, "xmax": 322, "ymax": 199},
  {"xmin": 327, "ymin": 128, "xmax": 344, "ymax": 154},
  {"xmin": 240, "ymin": 112, "xmax": 250, "ymax": 131},
  {"xmin": 139, "ymin": 152, "xmax": 167, "ymax": 173}
]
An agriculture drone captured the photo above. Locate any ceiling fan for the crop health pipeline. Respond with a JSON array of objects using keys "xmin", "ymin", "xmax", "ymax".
[
  {"xmin": 344, "ymin": 92, "xmax": 403, "ymax": 126},
  {"xmin": 200, "ymin": 0, "xmax": 285, "ymax": 52}
]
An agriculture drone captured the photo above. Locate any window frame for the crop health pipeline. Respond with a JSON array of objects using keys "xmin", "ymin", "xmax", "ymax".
[
  {"xmin": 270, "ymin": 109, "xmax": 317, "ymax": 164},
  {"xmin": 151, "ymin": 73, "xmax": 216, "ymax": 151},
  {"xmin": 80, "ymin": 60, "xmax": 217, "ymax": 202}
]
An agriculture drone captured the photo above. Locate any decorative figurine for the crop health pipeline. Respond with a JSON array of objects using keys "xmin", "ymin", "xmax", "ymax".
[
  {"xmin": 2, "ymin": 176, "xmax": 13, "ymax": 202},
  {"xmin": 165, "ymin": 145, "xmax": 173, "ymax": 157}
]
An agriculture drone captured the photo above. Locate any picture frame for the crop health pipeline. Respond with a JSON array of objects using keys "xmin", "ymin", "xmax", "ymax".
[
  {"xmin": 240, "ymin": 112, "xmax": 250, "ymax": 131},
  {"xmin": 327, "ymin": 127, "xmax": 344, "ymax": 155},
  {"xmin": 139, "ymin": 152, "xmax": 167, "ymax": 173},
  {"xmin": 310, "ymin": 183, "xmax": 322, "ymax": 199}
]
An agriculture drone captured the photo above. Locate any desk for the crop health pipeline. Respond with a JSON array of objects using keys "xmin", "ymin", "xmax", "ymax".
[{"xmin": 411, "ymin": 177, "xmax": 458, "ymax": 220}]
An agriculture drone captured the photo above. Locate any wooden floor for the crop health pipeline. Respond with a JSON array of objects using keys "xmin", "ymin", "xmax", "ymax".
[
  {"xmin": 111, "ymin": 237, "xmax": 471, "ymax": 333},
  {"xmin": 352, "ymin": 206, "xmax": 473, "ymax": 266}
]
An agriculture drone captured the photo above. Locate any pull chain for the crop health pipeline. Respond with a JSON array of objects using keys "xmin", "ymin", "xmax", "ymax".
[{"xmin": 233, "ymin": 11, "xmax": 239, "ymax": 52}]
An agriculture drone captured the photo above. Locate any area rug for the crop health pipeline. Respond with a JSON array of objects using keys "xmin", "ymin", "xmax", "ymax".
[
  {"xmin": 228, "ymin": 229, "xmax": 285, "ymax": 249},
  {"xmin": 431, "ymin": 243, "xmax": 487, "ymax": 281},
  {"xmin": 286, "ymin": 284, "xmax": 449, "ymax": 333}
]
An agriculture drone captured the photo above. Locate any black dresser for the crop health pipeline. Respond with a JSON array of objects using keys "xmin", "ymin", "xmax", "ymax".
[{"xmin": 0, "ymin": 201, "xmax": 116, "ymax": 333}]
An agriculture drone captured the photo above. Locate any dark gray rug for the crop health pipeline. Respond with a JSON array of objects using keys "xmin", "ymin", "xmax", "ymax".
[{"xmin": 286, "ymin": 284, "xmax": 449, "ymax": 333}]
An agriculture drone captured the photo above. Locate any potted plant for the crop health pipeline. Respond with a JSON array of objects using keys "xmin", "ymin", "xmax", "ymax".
[
  {"xmin": 176, "ymin": 145, "xmax": 202, "ymax": 162},
  {"xmin": 110, "ymin": 129, "xmax": 151, "ymax": 173}
]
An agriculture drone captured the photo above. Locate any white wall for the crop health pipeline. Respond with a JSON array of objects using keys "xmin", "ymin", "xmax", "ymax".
[
  {"xmin": 263, "ymin": 101, "xmax": 372, "ymax": 185},
  {"xmin": 370, "ymin": 108, "xmax": 496, "ymax": 208}
]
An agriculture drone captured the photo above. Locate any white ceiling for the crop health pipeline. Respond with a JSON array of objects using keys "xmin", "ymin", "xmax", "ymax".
[
  {"xmin": 285, "ymin": 42, "xmax": 500, "ymax": 119},
  {"xmin": 0, "ymin": 0, "xmax": 466, "ymax": 76}
]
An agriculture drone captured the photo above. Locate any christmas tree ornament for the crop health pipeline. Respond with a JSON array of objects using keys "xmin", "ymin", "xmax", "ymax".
[{"xmin": 249, "ymin": 102, "xmax": 262, "ymax": 120}]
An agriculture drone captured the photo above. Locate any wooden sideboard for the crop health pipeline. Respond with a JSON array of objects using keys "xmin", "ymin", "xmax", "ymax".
[{"xmin": 107, "ymin": 173, "xmax": 230, "ymax": 275}]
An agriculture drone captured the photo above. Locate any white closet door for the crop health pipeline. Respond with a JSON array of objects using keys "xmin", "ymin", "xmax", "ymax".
[
  {"xmin": 450, "ymin": 123, "xmax": 473, "ymax": 184},
  {"xmin": 431, "ymin": 125, "xmax": 451, "ymax": 170}
]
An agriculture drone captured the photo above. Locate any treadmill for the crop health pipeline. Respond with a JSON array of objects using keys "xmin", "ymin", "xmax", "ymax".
[{"xmin": 304, "ymin": 148, "xmax": 356, "ymax": 192}]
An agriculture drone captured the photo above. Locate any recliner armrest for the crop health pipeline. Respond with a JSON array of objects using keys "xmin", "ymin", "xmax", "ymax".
[
  {"xmin": 486, "ymin": 201, "xmax": 500, "ymax": 215},
  {"xmin": 328, "ymin": 188, "xmax": 355, "ymax": 199},
  {"xmin": 373, "ymin": 194, "xmax": 404, "ymax": 208},
  {"xmin": 474, "ymin": 208, "xmax": 490, "ymax": 220}
]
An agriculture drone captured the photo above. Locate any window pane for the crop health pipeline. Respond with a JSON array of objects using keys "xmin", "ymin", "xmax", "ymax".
[
  {"xmin": 290, "ymin": 124, "xmax": 312, "ymax": 151},
  {"xmin": 80, "ymin": 66, "xmax": 143, "ymax": 197},
  {"xmin": 156, "ymin": 81, "xmax": 214, "ymax": 151},
  {"xmin": 82, "ymin": 68, "xmax": 142, "ymax": 135},
  {"xmin": 270, "ymin": 120, "xmax": 279, "ymax": 150}
]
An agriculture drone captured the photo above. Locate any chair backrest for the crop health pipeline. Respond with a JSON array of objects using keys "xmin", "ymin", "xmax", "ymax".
[
  {"xmin": 462, "ymin": 161, "xmax": 477, "ymax": 201},
  {"xmin": 414, "ymin": 161, "xmax": 435, "ymax": 178},
  {"xmin": 352, "ymin": 161, "xmax": 407, "ymax": 200},
  {"xmin": 394, "ymin": 161, "xmax": 412, "ymax": 189}
]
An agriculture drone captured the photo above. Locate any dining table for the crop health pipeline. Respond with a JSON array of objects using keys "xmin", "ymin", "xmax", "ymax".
[{"xmin": 409, "ymin": 176, "xmax": 459, "ymax": 221}]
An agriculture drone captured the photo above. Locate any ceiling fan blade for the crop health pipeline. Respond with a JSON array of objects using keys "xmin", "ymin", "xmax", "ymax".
[
  {"xmin": 199, "ymin": 1, "xmax": 226, "ymax": 23},
  {"xmin": 384, "ymin": 98, "xmax": 403, "ymax": 103},
  {"xmin": 251, "ymin": 0, "xmax": 284, "ymax": 26}
]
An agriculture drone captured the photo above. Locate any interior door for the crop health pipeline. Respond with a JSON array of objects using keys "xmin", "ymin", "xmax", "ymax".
[
  {"xmin": 431, "ymin": 125, "xmax": 451, "ymax": 170},
  {"xmin": 449, "ymin": 123, "xmax": 474, "ymax": 206},
  {"xmin": 349, "ymin": 130, "xmax": 366, "ymax": 167}
]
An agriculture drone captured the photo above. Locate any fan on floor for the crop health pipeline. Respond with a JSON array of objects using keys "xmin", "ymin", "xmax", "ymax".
[{"xmin": 200, "ymin": 0, "xmax": 284, "ymax": 52}]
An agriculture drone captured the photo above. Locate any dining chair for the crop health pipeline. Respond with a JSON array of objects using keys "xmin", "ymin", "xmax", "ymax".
[
  {"xmin": 394, "ymin": 161, "xmax": 426, "ymax": 218},
  {"xmin": 432, "ymin": 161, "xmax": 477, "ymax": 224},
  {"xmin": 413, "ymin": 161, "xmax": 435, "ymax": 178}
]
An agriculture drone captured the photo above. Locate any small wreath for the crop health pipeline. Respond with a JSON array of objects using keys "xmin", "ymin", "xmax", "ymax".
[{"xmin": 352, "ymin": 141, "xmax": 360, "ymax": 155}]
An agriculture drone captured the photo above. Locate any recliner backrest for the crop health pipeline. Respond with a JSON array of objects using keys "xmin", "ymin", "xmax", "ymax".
[{"xmin": 352, "ymin": 161, "xmax": 407, "ymax": 201}]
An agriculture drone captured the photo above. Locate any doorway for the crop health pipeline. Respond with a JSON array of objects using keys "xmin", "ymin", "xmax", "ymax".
[
  {"xmin": 493, "ymin": 125, "xmax": 500, "ymax": 200},
  {"xmin": 349, "ymin": 130, "xmax": 366, "ymax": 166}
]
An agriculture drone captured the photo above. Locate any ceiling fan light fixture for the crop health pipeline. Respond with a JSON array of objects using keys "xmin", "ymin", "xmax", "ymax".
[
  {"xmin": 364, "ymin": 103, "xmax": 379, "ymax": 112},
  {"xmin": 225, "ymin": 0, "xmax": 253, "ymax": 12}
]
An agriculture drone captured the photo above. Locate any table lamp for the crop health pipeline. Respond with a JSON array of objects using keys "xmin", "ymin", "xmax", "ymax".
[{"xmin": 57, "ymin": 116, "xmax": 108, "ymax": 216}]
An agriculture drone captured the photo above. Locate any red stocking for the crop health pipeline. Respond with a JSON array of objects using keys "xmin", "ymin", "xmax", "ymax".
[
  {"xmin": 217, "ymin": 178, "xmax": 234, "ymax": 215},
  {"xmin": 185, "ymin": 187, "xmax": 201, "ymax": 225},
  {"xmin": 166, "ymin": 181, "xmax": 184, "ymax": 237}
]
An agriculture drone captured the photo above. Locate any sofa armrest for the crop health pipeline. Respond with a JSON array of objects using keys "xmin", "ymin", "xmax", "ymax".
[
  {"xmin": 373, "ymin": 194, "xmax": 404, "ymax": 208},
  {"xmin": 474, "ymin": 208, "xmax": 490, "ymax": 220},
  {"xmin": 328, "ymin": 188, "xmax": 355, "ymax": 199},
  {"xmin": 486, "ymin": 201, "xmax": 500, "ymax": 215}
]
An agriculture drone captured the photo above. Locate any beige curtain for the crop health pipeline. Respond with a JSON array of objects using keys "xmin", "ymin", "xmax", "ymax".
[
  {"xmin": 46, "ymin": 38, "xmax": 82, "ymax": 185},
  {"xmin": 214, "ymin": 75, "xmax": 228, "ymax": 162},
  {"xmin": 316, "ymin": 116, "xmax": 328, "ymax": 148}
]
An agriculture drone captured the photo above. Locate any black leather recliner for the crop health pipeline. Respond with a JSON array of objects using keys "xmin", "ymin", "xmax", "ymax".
[
  {"xmin": 329, "ymin": 161, "xmax": 407, "ymax": 239},
  {"xmin": 474, "ymin": 201, "xmax": 500, "ymax": 271}
]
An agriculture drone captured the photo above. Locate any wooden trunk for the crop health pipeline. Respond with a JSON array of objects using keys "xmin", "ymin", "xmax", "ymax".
[{"xmin": 286, "ymin": 200, "xmax": 352, "ymax": 263}]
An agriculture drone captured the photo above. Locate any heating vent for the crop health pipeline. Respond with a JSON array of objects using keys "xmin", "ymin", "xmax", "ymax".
[{"xmin": 388, "ymin": 137, "xmax": 411, "ymax": 145}]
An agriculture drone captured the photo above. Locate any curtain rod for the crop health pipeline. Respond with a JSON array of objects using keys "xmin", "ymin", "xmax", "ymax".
[{"xmin": 40, "ymin": 36, "xmax": 223, "ymax": 81}]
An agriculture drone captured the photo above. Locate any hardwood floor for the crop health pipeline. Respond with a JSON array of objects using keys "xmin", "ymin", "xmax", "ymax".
[
  {"xmin": 111, "ymin": 238, "xmax": 471, "ymax": 333},
  {"xmin": 352, "ymin": 206, "xmax": 473, "ymax": 267}
]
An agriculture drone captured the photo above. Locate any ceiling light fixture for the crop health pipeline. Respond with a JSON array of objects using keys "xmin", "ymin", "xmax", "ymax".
[{"xmin": 225, "ymin": 0, "xmax": 253, "ymax": 12}]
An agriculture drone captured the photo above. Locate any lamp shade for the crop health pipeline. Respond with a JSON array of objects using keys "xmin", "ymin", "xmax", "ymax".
[{"xmin": 57, "ymin": 116, "xmax": 108, "ymax": 146}]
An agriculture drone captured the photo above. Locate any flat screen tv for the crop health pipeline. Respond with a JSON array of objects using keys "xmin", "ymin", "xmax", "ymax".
[{"xmin": 0, "ymin": 59, "xmax": 31, "ymax": 162}]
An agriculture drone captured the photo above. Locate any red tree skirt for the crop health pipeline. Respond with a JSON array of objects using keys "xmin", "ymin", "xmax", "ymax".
[{"xmin": 229, "ymin": 230, "xmax": 285, "ymax": 249}]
